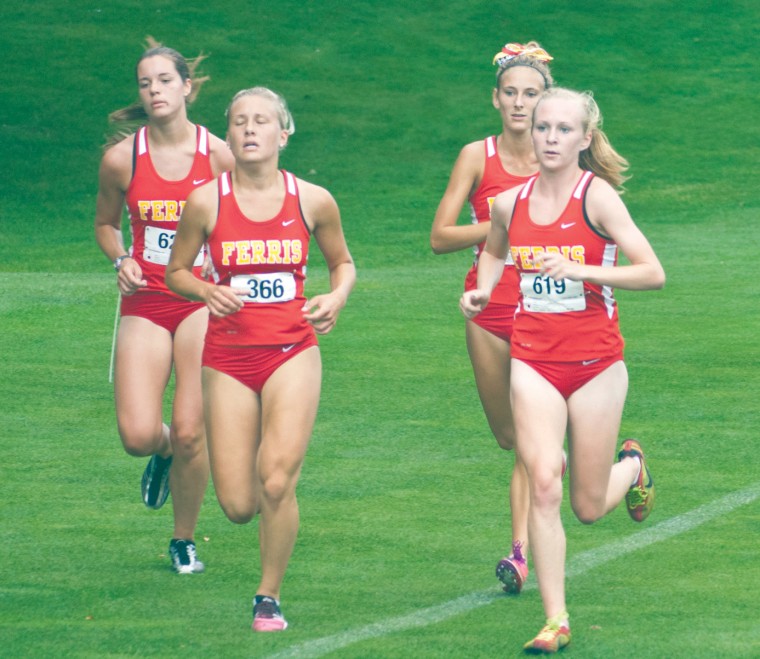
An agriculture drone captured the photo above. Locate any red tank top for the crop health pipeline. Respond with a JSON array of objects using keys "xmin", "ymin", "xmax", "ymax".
[
  {"xmin": 509, "ymin": 171, "xmax": 624, "ymax": 361},
  {"xmin": 205, "ymin": 170, "xmax": 314, "ymax": 347},
  {"xmin": 124, "ymin": 125, "xmax": 214, "ymax": 295},
  {"xmin": 464, "ymin": 136, "xmax": 534, "ymax": 308}
]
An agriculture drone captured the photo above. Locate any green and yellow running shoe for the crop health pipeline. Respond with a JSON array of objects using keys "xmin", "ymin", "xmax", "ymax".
[
  {"xmin": 523, "ymin": 611, "xmax": 571, "ymax": 654},
  {"xmin": 618, "ymin": 438, "xmax": 655, "ymax": 522}
]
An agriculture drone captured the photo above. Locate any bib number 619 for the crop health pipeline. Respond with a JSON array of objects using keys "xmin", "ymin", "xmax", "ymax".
[{"xmin": 532, "ymin": 275, "xmax": 566, "ymax": 295}]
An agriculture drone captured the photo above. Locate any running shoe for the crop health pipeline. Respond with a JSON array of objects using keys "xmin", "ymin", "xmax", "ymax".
[
  {"xmin": 523, "ymin": 611, "xmax": 571, "ymax": 654},
  {"xmin": 169, "ymin": 539, "xmax": 205, "ymax": 574},
  {"xmin": 141, "ymin": 454, "xmax": 172, "ymax": 509},
  {"xmin": 618, "ymin": 439, "xmax": 655, "ymax": 522},
  {"xmin": 496, "ymin": 540, "xmax": 529, "ymax": 594},
  {"xmin": 252, "ymin": 595, "xmax": 288, "ymax": 632}
]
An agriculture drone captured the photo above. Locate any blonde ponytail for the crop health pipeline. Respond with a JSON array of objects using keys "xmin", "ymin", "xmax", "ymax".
[
  {"xmin": 580, "ymin": 127, "xmax": 629, "ymax": 190},
  {"xmin": 539, "ymin": 88, "xmax": 630, "ymax": 190}
]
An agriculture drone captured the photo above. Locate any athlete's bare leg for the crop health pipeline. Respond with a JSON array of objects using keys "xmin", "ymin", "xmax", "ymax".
[
  {"xmin": 168, "ymin": 307, "xmax": 210, "ymax": 540},
  {"xmin": 114, "ymin": 315, "xmax": 172, "ymax": 458},
  {"xmin": 203, "ymin": 346, "xmax": 322, "ymax": 601},
  {"xmin": 566, "ymin": 361, "xmax": 637, "ymax": 523},
  {"xmin": 466, "ymin": 321, "xmax": 528, "ymax": 553},
  {"xmin": 511, "ymin": 359, "xmax": 637, "ymax": 620},
  {"xmin": 510, "ymin": 358, "xmax": 568, "ymax": 619}
]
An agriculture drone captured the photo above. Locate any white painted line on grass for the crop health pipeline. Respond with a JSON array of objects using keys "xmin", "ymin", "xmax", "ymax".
[{"xmin": 269, "ymin": 482, "xmax": 760, "ymax": 658}]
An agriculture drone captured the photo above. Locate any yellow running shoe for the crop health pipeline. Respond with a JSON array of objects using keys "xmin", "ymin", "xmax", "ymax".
[
  {"xmin": 618, "ymin": 439, "xmax": 655, "ymax": 522},
  {"xmin": 523, "ymin": 611, "xmax": 571, "ymax": 654}
]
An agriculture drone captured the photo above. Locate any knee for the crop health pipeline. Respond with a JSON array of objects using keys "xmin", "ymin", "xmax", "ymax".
[
  {"xmin": 529, "ymin": 470, "xmax": 563, "ymax": 512},
  {"xmin": 170, "ymin": 423, "xmax": 206, "ymax": 461},
  {"xmin": 218, "ymin": 497, "xmax": 257, "ymax": 524},
  {"xmin": 119, "ymin": 428, "xmax": 158, "ymax": 457},
  {"xmin": 494, "ymin": 428, "xmax": 516, "ymax": 451},
  {"xmin": 224, "ymin": 507, "xmax": 256, "ymax": 525},
  {"xmin": 571, "ymin": 496, "xmax": 605, "ymax": 525},
  {"xmin": 259, "ymin": 470, "xmax": 295, "ymax": 508}
]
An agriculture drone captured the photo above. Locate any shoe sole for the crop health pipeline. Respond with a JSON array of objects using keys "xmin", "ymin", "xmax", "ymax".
[
  {"xmin": 252, "ymin": 620, "xmax": 288, "ymax": 632},
  {"xmin": 524, "ymin": 629, "xmax": 571, "ymax": 653},
  {"xmin": 496, "ymin": 559, "xmax": 526, "ymax": 595},
  {"xmin": 524, "ymin": 638, "xmax": 571, "ymax": 654},
  {"xmin": 627, "ymin": 482, "xmax": 655, "ymax": 522},
  {"xmin": 619, "ymin": 439, "xmax": 654, "ymax": 522},
  {"xmin": 174, "ymin": 564, "xmax": 205, "ymax": 574},
  {"xmin": 142, "ymin": 456, "xmax": 172, "ymax": 509}
]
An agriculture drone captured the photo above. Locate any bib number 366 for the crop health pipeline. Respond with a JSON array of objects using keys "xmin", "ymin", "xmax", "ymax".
[{"xmin": 231, "ymin": 273, "xmax": 296, "ymax": 303}]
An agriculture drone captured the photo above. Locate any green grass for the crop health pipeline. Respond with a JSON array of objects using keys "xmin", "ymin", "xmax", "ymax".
[{"xmin": 1, "ymin": 0, "xmax": 759, "ymax": 657}]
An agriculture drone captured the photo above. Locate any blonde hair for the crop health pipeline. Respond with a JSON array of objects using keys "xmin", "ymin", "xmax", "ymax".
[
  {"xmin": 225, "ymin": 87, "xmax": 295, "ymax": 137},
  {"xmin": 537, "ymin": 87, "xmax": 629, "ymax": 189},
  {"xmin": 493, "ymin": 41, "xmax": 554, "ymax": 89},
  {"xmin": 104, "ymin": 37, "xmax": 209, "ymax": 147}
]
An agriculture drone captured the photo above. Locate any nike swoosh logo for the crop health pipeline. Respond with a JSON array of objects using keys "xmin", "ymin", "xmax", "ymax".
[
  {"xmin": 282, "ymin": 219, "xmax": 296, "ymax": 226},
  {"xmin": 193, "ymin": 179, "xmax": 207, "ymax": 185},
  {"xmin": 282, "ymin": 344, "xmax": 296, "ymax": 353},
  {"xmin": 582, "ymin": 358, "xmax": 600, "ymax": 366},
  {"xmin": 560, "ymin": 222, "xmax": 576, "ymax": 229}
]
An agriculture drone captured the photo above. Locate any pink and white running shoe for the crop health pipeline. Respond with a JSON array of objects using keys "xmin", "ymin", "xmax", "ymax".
[
  {"xmin": 496, "ymin": 541, "xmax": 529, "ymax": 594},
  {"xmin": 252, "ymin": 595, "xmax": 288, "ymax": 632}
]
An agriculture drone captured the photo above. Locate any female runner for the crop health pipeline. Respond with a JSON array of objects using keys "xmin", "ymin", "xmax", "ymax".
[
  {"xmin": 461, "ymin": 87, "xmax": 664, "ymax": 653},
  {"xmin": 166, "ymin": 86, "xmax": 355, "ymax": 630},
  {"xmin": 431, "ymin": 42, "xmax": 555, "ymax": 593},
  {"xmin": 94, "ymin": 39, "xmax": 234, "ymax": 573}
]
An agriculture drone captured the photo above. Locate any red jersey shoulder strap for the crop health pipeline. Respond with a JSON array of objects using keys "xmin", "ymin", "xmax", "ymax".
[
  {"xmin": 518, "ymin": 175, "xmax": 538, "ymax": 200},
  {"xmin": 283, "ymin": 170, "xmax": 297, "ymax": 196},
  {"xmin": 197, "ymin": 125, "xmax": 208, "ymax": 156},
  {"xmin": 572, "ymin": 170, "xmax": 594, "ymax": 199},
  {"xmin": 136, "ymin": 126, "xmax": 148, "ymax": 156},
  {"xmin": 130, "ymin": 126, "xmax": 148, "ymax": 179},
  {"xmin": 219, "ymin": 170, "xmax": 232, "ymax": 197},
  {"xmin": 485, "ymin": 135, "xmax": 497, "ymax": 158}
]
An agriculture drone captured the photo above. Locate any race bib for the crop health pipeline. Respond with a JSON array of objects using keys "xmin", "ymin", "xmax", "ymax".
[
  {"xmin": 520, "ymin": 272, "xmax": 586, "ymax": 313},
  {"xmin": 231, "ymin": 272, "xmax": 296, "ymax": 303},
  {"xmin": 143, "ymin": 225, "xmax": 204, "ymax": 267}
]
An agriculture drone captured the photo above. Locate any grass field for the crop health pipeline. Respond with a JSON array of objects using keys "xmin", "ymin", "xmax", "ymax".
[{"xmin": 1, "ymin": 1, "xmax": 759, "ymax": 657}]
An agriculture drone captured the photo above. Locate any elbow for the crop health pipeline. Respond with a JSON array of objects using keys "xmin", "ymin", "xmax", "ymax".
[
  {"xmin": 164, "ymin": 269, "xmax": 177, "ymax": 295},
  {"xmin": 653, "ymin": 266, "xmax": 666, "ymax": 290},
  {"xmin": 430, "ymin": 233, "xmax": 453, "ymax": 255},
  {"xmin": 430, "ymin": 235, "xmax": 444, "ymax": 255},
  {"xmin": 637, "ymin": 263, "xmax": 665, "ymax": 291}
]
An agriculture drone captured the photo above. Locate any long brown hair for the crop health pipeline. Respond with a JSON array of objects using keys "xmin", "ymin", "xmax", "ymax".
[{"xmin": 104, "ymin": 37, "xmax": 209, "ymax": 148}]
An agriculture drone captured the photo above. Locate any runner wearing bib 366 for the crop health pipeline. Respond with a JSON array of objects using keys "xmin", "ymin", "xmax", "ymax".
[
  {"xmin": 201, "ymin": 170, "xmax": 318, "ymax": 392},
  {"xmin": 166, "ymin": 87, "xmax": 355, "ymax": 633}
]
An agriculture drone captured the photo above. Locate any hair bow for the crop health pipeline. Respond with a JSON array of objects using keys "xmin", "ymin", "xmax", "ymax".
[{"xmin": 492, "ymin": 42, "xmax": 554, "ymax": 67}]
